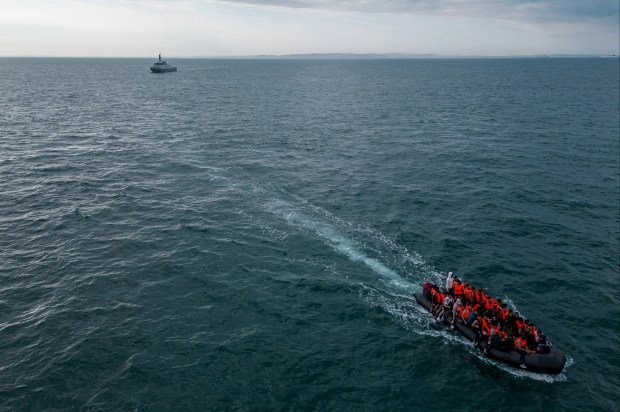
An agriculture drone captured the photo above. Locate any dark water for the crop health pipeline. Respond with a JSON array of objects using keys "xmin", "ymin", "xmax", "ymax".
[{"xmin": 0, "ymin": 57, "xmax": 618, "ymax": 411}]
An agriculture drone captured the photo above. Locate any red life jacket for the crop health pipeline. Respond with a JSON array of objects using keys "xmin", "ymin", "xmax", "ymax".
[
  {"xmin": 454, "ymin": 283, "xmax": 464, "ymax": 295},
  {"xmin": 461, "ymin": 308, "xmax": 471, "ymax": 320},
  {"xmin": 501, "ymin": 308, "xmax": 509, "ymax": 321}
]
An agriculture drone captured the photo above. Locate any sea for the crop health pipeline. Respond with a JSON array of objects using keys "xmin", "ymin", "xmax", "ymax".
[{"xmin": 0, "ymin": 57, "xmax": 618, "ymax": 411}]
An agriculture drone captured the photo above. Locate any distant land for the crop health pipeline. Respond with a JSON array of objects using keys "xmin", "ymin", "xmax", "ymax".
[
  {"xmin": 208, "ymin": 53, "xmax": 619, "ymax": 59},
  {"xmin": 2, "ymin": 53, "xmax": 618, "ymax": 59}
]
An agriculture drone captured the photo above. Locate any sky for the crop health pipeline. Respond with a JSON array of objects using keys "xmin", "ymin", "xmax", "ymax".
[{"xmin": 0, "ymin": 0, "xmax": 618, "ymax": 57}]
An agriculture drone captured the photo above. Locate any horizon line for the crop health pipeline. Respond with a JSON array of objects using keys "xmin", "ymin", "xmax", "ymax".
[{"xmin": 1, "ymin": 52, "xmax": 618, "ymax": 59}]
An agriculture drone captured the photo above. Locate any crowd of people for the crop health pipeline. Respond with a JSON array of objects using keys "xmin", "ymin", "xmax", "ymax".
[{"xmin": 422, "ymin": 272, "xmax": 550, "ymax": 369}]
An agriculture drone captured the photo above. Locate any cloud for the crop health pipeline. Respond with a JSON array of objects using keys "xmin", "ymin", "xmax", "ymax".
[{"xmin": 212, "ymin": 0, "xmax": 619, "ymax": 24}]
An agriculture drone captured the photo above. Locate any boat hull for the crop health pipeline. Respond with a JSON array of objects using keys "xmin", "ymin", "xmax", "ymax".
[
  {"xmin": 415, "ymin": 293, "xmax": 566, "ymax": 375},
  {"xmin": 150, "ymin": 67, "xmax": 177, "ymax": 73}
]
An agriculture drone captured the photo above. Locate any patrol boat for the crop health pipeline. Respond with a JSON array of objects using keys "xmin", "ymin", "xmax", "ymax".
[{"xmin": 150, "ymin": 54, "xmax": 177, "ymax": 73}]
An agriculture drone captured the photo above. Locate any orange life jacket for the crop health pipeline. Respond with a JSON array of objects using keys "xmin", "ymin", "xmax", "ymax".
[
  {"xmin": 483, "ymin": 294, "xmax": 491, "ymax": 306},
  {"xmin": 462, "ymin": 285, "xmax": 470, "ymax": 297},
  {"xmin": 481, "ymin": 318, "xmax": 490, "ymax": 335},
  {"xmin": 514, "ymin": 337, "xmax": 525, "ymax": 349}
]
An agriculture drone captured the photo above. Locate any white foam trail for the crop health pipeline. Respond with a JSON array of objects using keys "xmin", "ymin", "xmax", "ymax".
[{"xmin": 267, "ymin": 200, "xmax": 415, "ymax": 293}]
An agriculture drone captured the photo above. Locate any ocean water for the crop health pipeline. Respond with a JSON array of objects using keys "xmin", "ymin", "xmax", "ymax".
[{"xmin": 0, "ymin": 57, "xmax": 618, "ymax": 411}]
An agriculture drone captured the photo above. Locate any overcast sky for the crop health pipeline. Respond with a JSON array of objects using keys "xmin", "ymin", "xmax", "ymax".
[{"xmin": 1, "ymin": 0, "xmax": 618, "ymax": 57}]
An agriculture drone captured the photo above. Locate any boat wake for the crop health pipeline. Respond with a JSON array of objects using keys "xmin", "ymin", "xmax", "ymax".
[
  {"xmin": 221, "ymin": 174, "xmax": 572, "ymax": 381},
  {"xmin": 265, "ymin": 198, "xmax": 418, "ymax": 293}
]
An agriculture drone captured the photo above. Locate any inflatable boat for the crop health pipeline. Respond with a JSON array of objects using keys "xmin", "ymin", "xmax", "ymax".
[{"xmin": 415, "ymin": 292, "xmax": 566, "ymax": 375}]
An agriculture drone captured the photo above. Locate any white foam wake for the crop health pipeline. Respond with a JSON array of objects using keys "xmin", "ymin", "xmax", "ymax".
[{"xmin": 266, "ymin": 199, "xmax": 416, "ymax": 293}]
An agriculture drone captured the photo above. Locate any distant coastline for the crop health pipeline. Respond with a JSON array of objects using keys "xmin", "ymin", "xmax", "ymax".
[
  {"xmin": 223, "ymin": 53, "xmax": 620, "ymax": 60},
  {"xmin": 0, "ymin": 53, "xmax": 618, "ymax": 59}
]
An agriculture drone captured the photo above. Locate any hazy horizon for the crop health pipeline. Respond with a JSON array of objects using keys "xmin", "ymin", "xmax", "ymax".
[
  {"xmin": 1, "ymin": 0, "xmax": 618, "ymax": 57},
  {"xmin": 1, "ymin": 53, "xmax": 618, "ymax": 59}
]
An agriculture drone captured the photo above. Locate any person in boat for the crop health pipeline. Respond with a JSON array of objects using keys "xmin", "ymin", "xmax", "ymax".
[
  {"xmin": 525, "ymin": 322, "xmax": 538, "ymax": 350},
  {"xmin": 446, "ymin": 272, "xmax": 455, "ymax": 293},
  {"xmin": 422, "ymin": 282, "xmax": 434, "ymax": 300},
  {"xmin": 512, "ymin": 311, "xmax": 526, "ymax": 335},
  {"xmin": 431, "ymin": 288, "xmax": 446, "ymax": 317},
  {"xmin": 431, "ymin": 289, "xmax": 444, "ymax": 317},
  {"xmin": 471, "ymin": 311, "xmax": 482, "ymax": 348},
  {"xmin": 499, "ymin": 303, "xmax": 510, "ymax": 322},
  {"xmin": 492, "ymin": 299, "xmax": 503, "ymax": 319},
  {"xmin": 536, "ymin": 330, "xmax": 550, "ymax": 354},
  {"xmin": 505, "ymin": 309, "xmax": 516, "ymax": 332},
  {"xmin": 466, "ymin": 285, "xmax": 477, "ymax": 304},
  {"xmin": 466, "ymin": 307, "xmax": 477, "ymax": 326},
  {"xmin": 459, "ymin": 304, "xmax": 475, "ymax": 326},
  {"xmin": 436, "ymin": 293, "xmax": 453, "ymax": 321},
  {"xmin": 453, "ymin": 279, "xmax": 465, "ymax": 299},
  {"xmin": 458, "ymin": 304, "xmax": 471, "ymax": 325},
  {"xmin": 462, "ymin": 282, "xmax": 472, "ymax": 302},
  {"xmin": 489, "ymin": 328, "xmax": 502, "ymax": 352},
  {"xmin": 514, "ymin": 334, "xmax": 535, "ymax": 369},
  {"xmin": 450, "ymin": 297, "xmax": 463, "ymax": 329},
  {"xmin": 482, "ymin": 319, "xmax": 500, "ymax": 355},
  {"xmin": 470, "ymin": 297, "xmax": 481, "ymax": 314},
  {"xmin": 497, "ymin": 329, "xmax": 512, "ymax": 351},
  {"xmin": 484, "ymin": 296, "xmax": 495, "ymax": 318}
]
